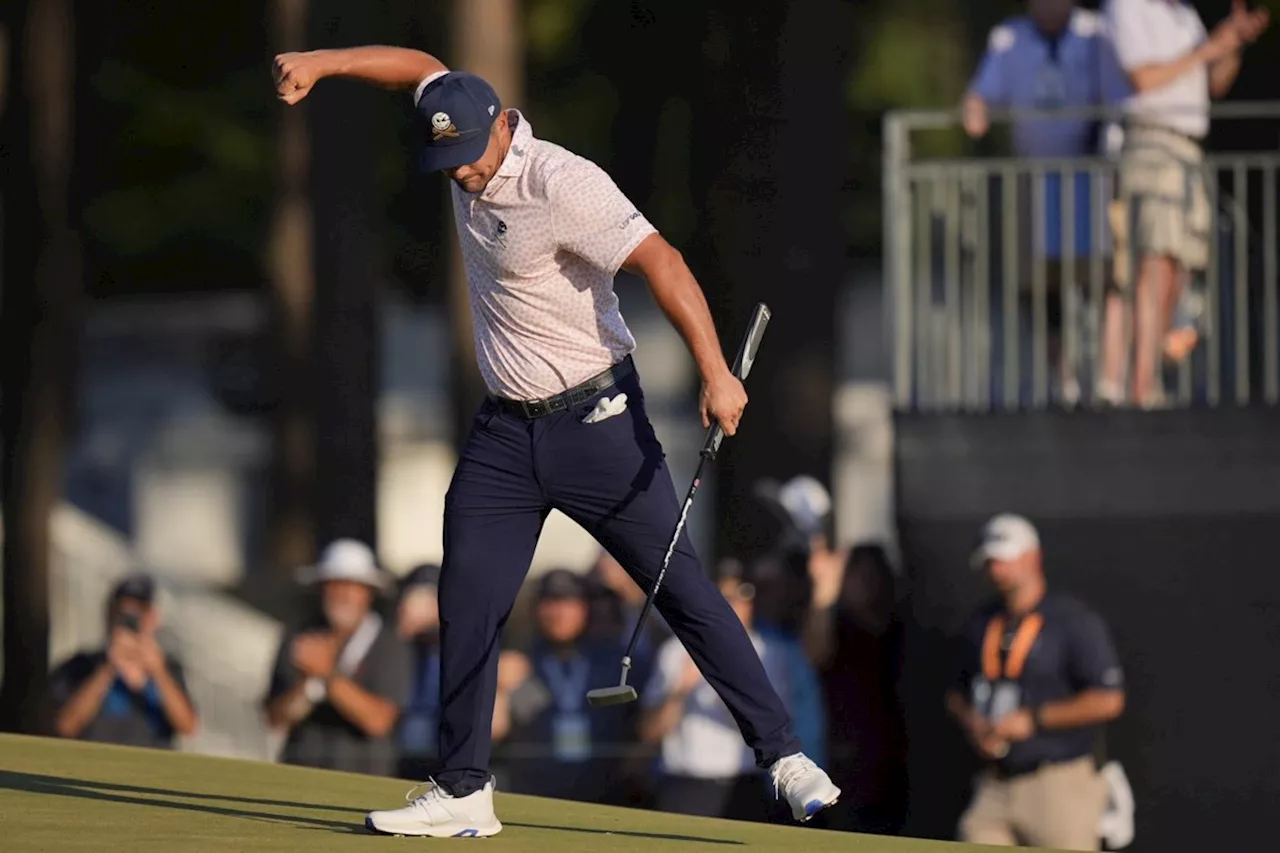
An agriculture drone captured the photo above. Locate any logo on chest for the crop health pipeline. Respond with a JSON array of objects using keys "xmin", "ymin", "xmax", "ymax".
[{"xmin": 495, "ymin": 218, "xmax": 508, "ymax": 248}]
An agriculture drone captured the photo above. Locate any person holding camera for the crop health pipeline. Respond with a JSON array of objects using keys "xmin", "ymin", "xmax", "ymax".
[
  {"xmin": 264, "ymin": 539, "xmax": 412, "ymax": 777},
  {"xmin": 49, "ymin": 574, "xmax": 199, "ymax": 749}
]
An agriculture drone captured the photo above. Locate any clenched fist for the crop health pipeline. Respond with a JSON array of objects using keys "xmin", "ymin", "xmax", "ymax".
[
  {"xmin": 699, "ymin": 369, "xmax": 748, "ymax": 437},
  {"xmin": 273, "ymin": 51, "xmax": 329, "ymax": 105}
]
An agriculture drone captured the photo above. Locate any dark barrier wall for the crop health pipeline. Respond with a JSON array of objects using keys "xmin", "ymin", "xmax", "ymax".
[{"xmin": 893, "ymin": 408, "xmax": 1280, "ymax": 853}]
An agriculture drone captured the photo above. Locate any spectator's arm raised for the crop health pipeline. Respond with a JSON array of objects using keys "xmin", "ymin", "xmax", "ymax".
[
  {"xmin": 136, "ymin": 630, "xmax": 199, "ymax": 737},
  {"xmin": 962, "ymin": 22, "xmax": 1017, "ymax": 139},
  {"xmin": 638, "ymin": 653, "xmax": 701, "ymax": 743}
]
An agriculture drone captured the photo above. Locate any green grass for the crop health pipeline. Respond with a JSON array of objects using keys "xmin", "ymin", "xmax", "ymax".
[{"xmin": 0, "ymin": 734, "xmax": 991, "ymax": 852}]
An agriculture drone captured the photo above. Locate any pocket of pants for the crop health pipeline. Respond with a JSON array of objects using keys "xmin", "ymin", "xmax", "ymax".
[{"xmin": 472, "ymin": 398, "xmax": 499, "ymax": 431}]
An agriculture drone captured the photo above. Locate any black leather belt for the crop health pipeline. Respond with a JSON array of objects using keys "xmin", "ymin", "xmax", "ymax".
[
  {"xmin": 992, "ymin": 754, "xmax": 1090, "ymax": 781},
  {"xmin": 489, "ymin": 355, "xmax": 634, "ymax": 419}
]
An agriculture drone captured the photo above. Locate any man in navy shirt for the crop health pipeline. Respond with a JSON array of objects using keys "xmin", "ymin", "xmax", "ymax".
[{"xmin": 946, "ymin": 514, "xmax": 1125, "ymax": 850}]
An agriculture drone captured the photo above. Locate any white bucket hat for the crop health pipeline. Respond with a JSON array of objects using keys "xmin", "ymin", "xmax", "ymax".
[{"xmin": 295, "ymin": 538, "xmax": 391, "ymax": 592}]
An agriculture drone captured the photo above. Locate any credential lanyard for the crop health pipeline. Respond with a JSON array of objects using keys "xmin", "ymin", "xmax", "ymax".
[
  {"xmin": 981, "ymin": 612, "xmax": 1044, "ymax": 682},
  {"xmin": 539, "ymin": 653, "xmax": 590, "ymax": 713}
]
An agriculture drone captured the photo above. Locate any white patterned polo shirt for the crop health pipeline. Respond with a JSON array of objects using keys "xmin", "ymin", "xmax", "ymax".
[{"xmin": 417, "ymin": 77, "xmax": 658, "ymax": 401}]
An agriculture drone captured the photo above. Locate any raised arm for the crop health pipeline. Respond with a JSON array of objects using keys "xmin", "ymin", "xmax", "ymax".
[
  {"xmin": 1107, "ymin": 0, "xmax": 1266, "ymax": 96},
  {"xmin": 622, "ymin": 235, "xmax": 746, "ymax": 436},
  {"xmin": 273, "ymin": 46, "xmax": 448, "ymax": 105}
]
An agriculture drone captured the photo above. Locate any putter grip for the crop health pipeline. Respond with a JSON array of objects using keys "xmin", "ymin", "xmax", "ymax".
[{"xmin": 702, "ymin": 302, "xmax": 771, "ymax": 457}]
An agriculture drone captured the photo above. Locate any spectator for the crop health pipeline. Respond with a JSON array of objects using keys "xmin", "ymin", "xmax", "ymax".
[
  {"xmin": 49, "ymin": 573, "xmax": 198, "ymax": 748},
  {"xmin": 639, "ymin": 559, "xmax": 800, "ymax": 823},
  {"xmin": 805, "ymin": 542, "xmax": 909, "ymax": 836},
  {"xmin": 494, "ymin": 569, "xmax": 644, "ymax": 805},
  {"xmin": 963, "ymin": 0, "xmax": 1130, "ymax": 405},
  {"xmin": 748, "ymin": 475, "xmax": 835, "ymax": 771},
  {"xmin": 395, "ymin": 562, "xmax": 444, "ymax": 780},
  {"xmin": 585, "ymin": 547, "xmax": 670, "ymax": 654},
  {"xmin": 263, "ymin": 539, "xmax": 412, "ymax": 777},
  {"xmin": 1100, "ymin": 0, "xmax": 1270, "ymax": 407},
  {"xmin": 946, "ymin": 514, "xmax": 1125, "ymax": 850}
]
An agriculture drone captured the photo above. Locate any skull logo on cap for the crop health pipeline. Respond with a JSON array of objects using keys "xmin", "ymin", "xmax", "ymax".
[{"xmin": 430, "ymin": 111, "xmax": 459, "ymax": 140}]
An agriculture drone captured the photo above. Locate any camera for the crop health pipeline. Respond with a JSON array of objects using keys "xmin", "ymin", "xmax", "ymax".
[{"xmin": 117, "ymin": 612, "xmax": 141, "ymax": 633}]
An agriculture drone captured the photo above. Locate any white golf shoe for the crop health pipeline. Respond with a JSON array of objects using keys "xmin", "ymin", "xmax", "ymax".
[
  {"xmin": 365, "ymin": 776, "xmax": 502, "ymax": 838},
  {"xmin": 770, "ymin": 752, "xmax": 841, "ymax": 822}
]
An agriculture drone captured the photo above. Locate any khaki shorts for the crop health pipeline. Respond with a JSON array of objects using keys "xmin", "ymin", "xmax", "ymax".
[
  {"xmin": 1111, "ymin": 125, "xmax": 1211, "ymax": 287},
  {"xmin": 959, "ymin": 756, "xmax": 1108, "ymax": 851}
]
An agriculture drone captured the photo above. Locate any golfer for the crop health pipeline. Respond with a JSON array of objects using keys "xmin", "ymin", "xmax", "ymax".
[{"xmin": 272, "ymin": 45, "xmax": 840, "ymax": 837}]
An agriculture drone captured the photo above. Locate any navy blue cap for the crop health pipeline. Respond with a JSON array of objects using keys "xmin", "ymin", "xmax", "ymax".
[
  {"xmin": 111, "ymin": 573, "xmax": 155, "ymax": 605},
  {"xmin": 415, "ymin": 71, "xmax": 502, "ymax": 173},
  {"xmin": 537, "ymin": 569, "xmax": 588, "ymax": 601},
  {"xmin": 402, "ymin": 562, "xmax": 442, "ymax": 591}
]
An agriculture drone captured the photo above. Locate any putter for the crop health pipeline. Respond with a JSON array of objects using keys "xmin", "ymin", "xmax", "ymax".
[{"xmin": 586, "ymin": 302, "xmax": 772, "ymax": 708}]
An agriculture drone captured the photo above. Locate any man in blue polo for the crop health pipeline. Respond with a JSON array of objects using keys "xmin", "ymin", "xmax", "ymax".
[
  {"xmin": 963, "ymin": 0, "xmax": 1131, "ymax": 406},
  {"xmin": 946, "ymin": 514, "xmax": 1126, "ymax": 850},
  {"xmin": 271, "ymin": 44, "xmax": 840, "ymax": 838}
]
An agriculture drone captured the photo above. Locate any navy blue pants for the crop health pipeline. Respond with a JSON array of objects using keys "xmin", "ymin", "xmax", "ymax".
[{"xmin": 434, "ymin": 362, "xmax": 801, "ymax": 797}]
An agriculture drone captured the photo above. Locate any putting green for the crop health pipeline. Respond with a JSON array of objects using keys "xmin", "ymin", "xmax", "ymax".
[{"xmin": 0, "ymin": 734, "xmax": 997, "ymax": 851}]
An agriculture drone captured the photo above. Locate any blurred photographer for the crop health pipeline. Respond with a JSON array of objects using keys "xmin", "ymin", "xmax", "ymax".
[{"xmin": 49, "ymin": 574, "xmax": 199, "ymax": 748}]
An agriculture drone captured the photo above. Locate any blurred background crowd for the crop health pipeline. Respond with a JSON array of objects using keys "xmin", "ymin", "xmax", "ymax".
[{"xmin": 4, "ymin": 1, "xmax": 1279, "ymax": 852}]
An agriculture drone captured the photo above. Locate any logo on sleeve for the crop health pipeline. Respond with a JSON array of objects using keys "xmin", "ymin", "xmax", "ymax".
[{"xmin": 618, "ymin": 210, "xmax": 642, "ymax": 230}]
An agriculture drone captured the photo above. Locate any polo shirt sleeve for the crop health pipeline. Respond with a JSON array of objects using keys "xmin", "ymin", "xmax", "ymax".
[
  {"xmin": 265, "ymin": 632, "xmax": 299, "ymax": 703},
  {"xmin": 365, "ymin": 630, "xmax": 414, "ymax": 709},
  {"xmin": 1067, "ymin": 606, "xmax": 1125, "ymax": 692},
  {"xmin": 47, "ymin": 652, "xmax": 96, "ymax": 711},
  {"xmin": 164, "ymin": 657, "xmax": 193, "ymax": 700},
  {"xmin": 952, "ymin": 613, "xmax": 986, "ymax": 694},
  {"xmin": 968, "ymin": 23, "xmax": 1017, "ymax": 104},
  {"xmin": 548, "ymin": 158, "xmax": 658, "ymax": 277}
]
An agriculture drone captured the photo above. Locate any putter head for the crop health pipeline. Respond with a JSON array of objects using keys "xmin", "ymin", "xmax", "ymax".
[{"xmin": 586, "ymin": 685, "xmax": 638, "ymax": 707}]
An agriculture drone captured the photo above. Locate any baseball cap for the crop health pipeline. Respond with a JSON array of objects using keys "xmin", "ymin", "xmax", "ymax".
[
  {"xmin": 111, "ymin": 573, "xmax": 156, "ymax": 605},
  {"xmin": 970, "ymin": 513, "xmax": 1041, "ymax": 569},
  {"xmin": 415, "ymin": 71, "xmax": 502, "ymax": 173},
  {"xmin": 296, "ymin": 538, "xmax": 391, "ymax": 592},
  {"xmin": 403, "ymin": 562, "xmax": 442, "ymax": 590},
  {"xmin": 714, "ymin": 558, "xmax": 756, "ymax": 600},
  {"xmin": 537, "ymin": 568, "xmax": 588, "ymax": 601}
]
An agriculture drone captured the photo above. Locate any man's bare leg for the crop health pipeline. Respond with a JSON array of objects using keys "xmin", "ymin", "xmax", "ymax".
[
  {"xmin": 1132, "ymin": 255, "xmax": 1178, "ymax": 406},
  {"xmin": 1099, "ymin": 291, "xmax": 1129, "ymax": 404}
]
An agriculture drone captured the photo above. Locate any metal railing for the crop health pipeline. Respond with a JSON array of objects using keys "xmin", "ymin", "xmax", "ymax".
[{"xmin": 884, "ymin": 103, "xmax": 1280, "ymax": 412}]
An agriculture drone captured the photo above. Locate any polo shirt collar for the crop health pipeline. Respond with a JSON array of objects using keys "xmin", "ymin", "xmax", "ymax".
[{"xmin": 495, "ymin": 109, "xmax": 532, "ymax": 179}]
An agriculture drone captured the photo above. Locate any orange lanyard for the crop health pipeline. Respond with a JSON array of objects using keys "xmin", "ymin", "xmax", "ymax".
[{"xmin": 981, "ymin": 612, "xmax": 1044, "ymax": 681}]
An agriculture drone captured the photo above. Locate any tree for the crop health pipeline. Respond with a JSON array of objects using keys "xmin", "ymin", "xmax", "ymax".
[
  {"xmin": 265, "ymin": 0, "xmax": 318, "ymax": 577},
  {"xmin": 307, "ymin": 1, "xmax": 381, "ymax": 548},
  {"xmin": 0, "ymin": 0, "xmax": 80, "ymax": 734},
  {"xmin": 690, "ymin": 0, "xmax": 851, "ymax": 563}
]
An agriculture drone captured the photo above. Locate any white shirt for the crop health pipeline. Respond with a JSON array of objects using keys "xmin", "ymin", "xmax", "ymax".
[
  {"xmin": 416, "ymin": 74, "xmax": 658, "ymax": 401},
  {"xmin": 642, "ymin": 632, "xmax": 785, "ymax": 779},
  {"xmin": 1104, "ymin": 0, "xmax": 1210, "ymax": 138}
]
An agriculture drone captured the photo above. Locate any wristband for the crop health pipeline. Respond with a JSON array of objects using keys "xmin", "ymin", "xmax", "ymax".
[{"xmin": 304, "ymin": 676, "xmax": 327, "ymax": 704}]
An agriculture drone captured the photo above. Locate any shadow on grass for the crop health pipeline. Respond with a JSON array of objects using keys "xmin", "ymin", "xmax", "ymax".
[
  {"xmin": 1, "ymin": 770, "xmax": 746, "ymax": 845},
  {"xmin": 505, "ymin": 821, "xmax": 743, "ymax": 845},
  {"xmin": 0, "ymin": 770, "xmax": 361, "ymax": 833}
]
